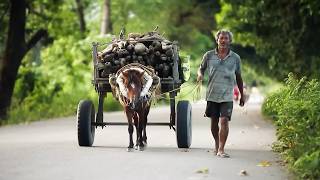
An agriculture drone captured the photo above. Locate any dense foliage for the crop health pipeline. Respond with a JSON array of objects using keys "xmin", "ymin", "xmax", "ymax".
[
  {"xmin": 216, "ymin": 0, "xmax": 320, "ymax": 80},
  {"xmin": 262, "ymin": 73, "xmax": 320, "ymax": 179}
]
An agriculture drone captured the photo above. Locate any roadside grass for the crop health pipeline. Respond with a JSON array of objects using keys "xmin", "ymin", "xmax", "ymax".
[
  {"xmin": 262, "ymin": 73, "xmax": 320, "ymax": 180},
  {"xmin": 5, "ymin": 89, "xmax": 122, "ymax": 125}
]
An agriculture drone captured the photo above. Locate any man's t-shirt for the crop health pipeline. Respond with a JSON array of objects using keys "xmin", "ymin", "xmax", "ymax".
[{"xmin": 199, "ymin": 49, "xmax": 241, "ymax": 102}]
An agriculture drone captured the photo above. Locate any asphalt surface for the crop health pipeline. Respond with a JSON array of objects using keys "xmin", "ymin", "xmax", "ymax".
[{"xmin": 0, "ymin": 88, "xmax": 290, "ymax": 180}]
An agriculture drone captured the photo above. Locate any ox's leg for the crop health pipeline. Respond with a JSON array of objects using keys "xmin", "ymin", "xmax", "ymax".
[
  {"xmin": 137, "ymin": 117, "xmax": 144, "ymax": 151},
  {"xmin": 142, "ymin": 105, "xmax": 150, "ymax": 146},
  {"xmin": 133, "ymin": 112, "xmax": 140, "ymax": 150},
  {"xmin": 126, "ymin": 109, "xmax": 134, "ymax": 151},
  {"xmin": 133, "ymin": 111, "xmax": 145, "ymax": 151},
  {"xmin": 127, "ymin": 123, "xmax": 134, "ymax": 151},
  {"xmin": 142, "ymin": 122, "xmax": 147, "ymax": 146}
]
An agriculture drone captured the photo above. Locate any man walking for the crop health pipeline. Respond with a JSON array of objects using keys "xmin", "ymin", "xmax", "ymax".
[{"xmin": 197, "ymin": 29, "xmax": 245, "ymax": 158}]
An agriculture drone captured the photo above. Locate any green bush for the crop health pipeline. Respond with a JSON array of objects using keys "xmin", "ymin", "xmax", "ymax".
[{"xmin": 262, "ymin": 73, "xmax": 320, "ymax": 179}]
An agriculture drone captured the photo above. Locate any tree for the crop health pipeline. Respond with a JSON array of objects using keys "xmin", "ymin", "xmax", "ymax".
[
  {"xmin": 100, "ymin": 0, "xmax": 112, "ymax": 34},
  {"xmin": 75, "ymin": 0, "xmax": 86, "ymax": 34},
  {"xmin": 0, "ymin": 1, "xmax": 9, "ymax": 56},
  {"xmin": 216, "ymin": 0, "xmax": 320, "ymax": 79},
  {"xmin": 0, "ymin": 0, "xmax": 47, "ymax": 120},
  {"xmin": 172, "ymin": 0, "xmax": 220, "ymax": 40}
]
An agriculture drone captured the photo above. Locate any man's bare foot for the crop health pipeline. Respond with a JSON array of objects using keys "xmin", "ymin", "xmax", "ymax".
[{"xmin": 216, "ymin": 151, "xmax": 230, "ymax": 158}]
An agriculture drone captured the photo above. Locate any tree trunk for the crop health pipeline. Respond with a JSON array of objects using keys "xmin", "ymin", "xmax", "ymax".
[
  {"xmin": 100, "ymin": 0, "xmax": 112, "ymax": 35},
  {"xmin": 0, "ymin": 0, "xmax": 47, "ymax": 120},
  {"xmin": 0, "ymin": 0, "xmax": 27, "ymax": 120},
  {"xmin": 75, "ymin": 0, "xmax": 86, "ymax": 34}
]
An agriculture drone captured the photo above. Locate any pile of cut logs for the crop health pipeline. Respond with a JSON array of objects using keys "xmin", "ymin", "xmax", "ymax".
[{"xmin": 97, "ymin": 31, "xmax": 176, "ymax": 78}]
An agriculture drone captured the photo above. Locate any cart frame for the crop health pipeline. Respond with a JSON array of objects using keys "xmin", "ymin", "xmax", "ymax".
[{"xmin": 77, "ymin": 40, "xmax": 192, "ymax": 148}]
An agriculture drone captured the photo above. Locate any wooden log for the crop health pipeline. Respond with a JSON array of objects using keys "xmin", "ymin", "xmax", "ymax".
[
  {"xmin": 119, "ymin": 58, "xmax": 126, "ymax": 67},
  {"xmin": 165, "ymin": 48, "xmax": 173, "ymax": 57},
  {"xmin": 155, "ymin": 51, "xmax": 161, "ymax": 56},
  {"xmin": 160, "ymin": 54, "xmax": 167, "ymax": 61},
  {"xmin": 103, "ymin": 53, "xmax": 114, "ymax": 62},
  {"xmin": 137, "ymin": 56, "xmax": 143, "ymax": 62},
  {"xmin": 152, "ymin": 41, "xmax": 161, "ymax": 51},
  {"xmin": 162, "ymin": 64, "xmax": 170, "ymax": 77},
  {"xmin": 134, "ymin": 43, "xmax": 147, "ymax": 55},
  {"xmin": 148, "ymin": 45, "xmax": 154, "ymax": 54},
  {"xmin": 126, "ymin": 44, "xmax": 135, "ymax": 52}
]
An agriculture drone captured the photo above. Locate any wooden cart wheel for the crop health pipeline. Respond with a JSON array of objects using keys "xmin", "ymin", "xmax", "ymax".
[
  {"xmin": 176, "ymin": 100, "xmax": 192, "ymax": 148},
  {"xmin": 77, "ymin": 100, "xmax": 95, "ymax": 146}
]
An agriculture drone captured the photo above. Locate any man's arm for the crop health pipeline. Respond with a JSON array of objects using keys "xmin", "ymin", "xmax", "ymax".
[{"xmin": 236, "ymin": 72, "xmax": 245, "ymax": 106}]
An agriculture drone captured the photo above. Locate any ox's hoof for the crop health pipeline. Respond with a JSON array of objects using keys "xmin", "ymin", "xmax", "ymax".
[
  {"xmin": 138, "ymin": 146, "xmax": 145, "ymax": 151},
  {"xmin": 143, "ymin": 141, "xmax": 148, "ymax": 147},
  {"xmin": 127, "ymin": 146, "xmax": 134, "ymax": 152}
]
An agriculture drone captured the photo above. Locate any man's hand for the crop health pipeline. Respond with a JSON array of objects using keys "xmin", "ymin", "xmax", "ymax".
[
  {"xmin": 239, "ymin": 96, "xmax": 245, "ymax": 107},
  {"xmin": 197, "ymin": 72, "xmax": 203, "ymax": 82}
]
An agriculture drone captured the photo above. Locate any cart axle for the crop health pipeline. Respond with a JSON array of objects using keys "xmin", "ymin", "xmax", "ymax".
[{"xmin": 93, "ymin": 122, "xmax": 173, "ymax": 126}]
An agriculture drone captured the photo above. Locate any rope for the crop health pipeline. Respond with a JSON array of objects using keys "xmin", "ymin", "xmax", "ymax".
[
  {"xmin": 152, "ymin": 80, "xmax": 202, "ymax": 101},
  {"xmin": 194, "ymin": 80, "xmax": 202, "ymax": 101},
  {"xmin": 156, "ymin": 83, "xmax": 196, "ymax": 96},
  {"xmin": 111, "ymin": 63, "xmax": 203, "ymax": 104}
]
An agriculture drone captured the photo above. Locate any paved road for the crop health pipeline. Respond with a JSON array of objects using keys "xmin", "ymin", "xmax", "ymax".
[{"xmin": 0, "ymin": 89, "xmax": 290, "ymax": 180}]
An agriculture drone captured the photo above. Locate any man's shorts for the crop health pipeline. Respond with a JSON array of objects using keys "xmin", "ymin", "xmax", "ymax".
[{"xmin": 205, "ymin": 101, "xmax": 233, "ymax": 121}]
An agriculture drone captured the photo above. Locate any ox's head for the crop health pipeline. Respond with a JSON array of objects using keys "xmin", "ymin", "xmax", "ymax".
[{"xmin": 122, "ymin": 70, "xmax": 144, "ymax": 110}]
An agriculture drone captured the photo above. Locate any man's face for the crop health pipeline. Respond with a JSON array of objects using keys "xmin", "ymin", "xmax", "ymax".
[{"xmin": 217, "ymin": 33, "xmax": 230, "ymax": 49}]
